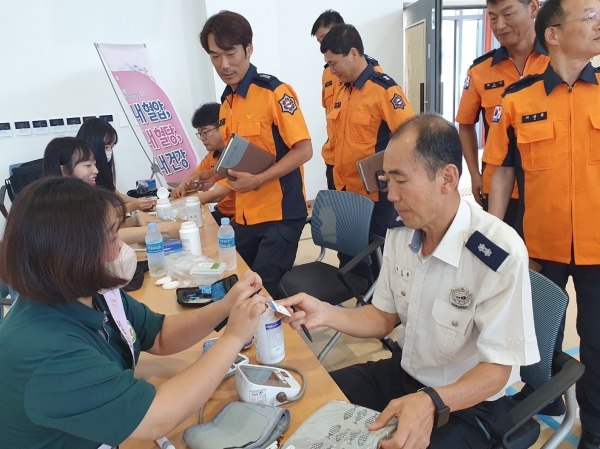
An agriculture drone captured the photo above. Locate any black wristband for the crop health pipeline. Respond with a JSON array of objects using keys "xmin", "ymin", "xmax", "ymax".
[{"xmin": 418, "ymin": 386, "xmax": 451, "ymax": 428}]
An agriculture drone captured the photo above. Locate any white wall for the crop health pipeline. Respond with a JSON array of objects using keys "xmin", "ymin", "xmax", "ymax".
[
  {"xmin": 0, "ymin": 0, "xmax": 214, "ymax": 195},
  {"xmin": 0, "ymin": 0, "xmax": 403, "ymax": 207},
  {"xmin": 205, "ymin": 0, "xmax": 405, "ymax": 200}
]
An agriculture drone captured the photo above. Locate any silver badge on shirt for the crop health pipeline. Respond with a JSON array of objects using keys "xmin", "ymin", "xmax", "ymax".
[{"xmin": 449, "ymin": 286, "xmax": 472, "ymax": 309}]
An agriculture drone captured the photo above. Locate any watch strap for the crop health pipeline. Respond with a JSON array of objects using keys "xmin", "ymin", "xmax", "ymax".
[{"xmin": 418, "ymin": 386, "xmax": 450, "ymax": 427}]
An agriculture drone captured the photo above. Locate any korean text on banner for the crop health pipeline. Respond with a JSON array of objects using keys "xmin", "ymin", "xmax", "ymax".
[{"xmin": 95, "ymin": 43, "xmax": 199, "ymax": 182}]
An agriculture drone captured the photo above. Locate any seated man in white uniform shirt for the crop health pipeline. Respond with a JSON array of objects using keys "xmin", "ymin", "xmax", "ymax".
[{"xmin": 279, "ymin": 114, "xmax": 540, "ymax": 449}]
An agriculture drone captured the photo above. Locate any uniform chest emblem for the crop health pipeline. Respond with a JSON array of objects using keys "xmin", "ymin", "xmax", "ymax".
[
  {"xmin": 246, "ymin": 114, "xmax": 254, "ymax": 120},
  {"xmin": 478, "ymin": 243, "xmax": 492, "ymax": 257},
  {"xmin": 279, "ymin": 94, "xmax": 298, "ymax": 115},
  {"xmin": 492, "ymin": 105, "xmax": 502, "ymax": 123},
  {"xmin": 463, "ymin": 75, "xmax": 471, "ymax": 90},
  {"xmin": 390, "ymin": 93, "xmax": 405, "ymax": 110},
  {"xmin": 450, "ymin": 286, "xmax": 473, "ymax": 309}
]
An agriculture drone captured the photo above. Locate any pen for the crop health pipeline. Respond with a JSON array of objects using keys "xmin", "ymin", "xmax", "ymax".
[
  {"xmin": 156, "ymin": 437, "xmax": 175, "ymax": 449},
  {"xmin": 291, "ymin": 305, "xmax": 313, "ymax": 342}
]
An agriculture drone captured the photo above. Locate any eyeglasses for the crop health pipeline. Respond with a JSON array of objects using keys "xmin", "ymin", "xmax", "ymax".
[
  {"xmin": 195, "ymin": 127, "xmax": 218, "ymax": 140},
  {"xmin": 552, "ymin": 11, "xmax": 600, "ymax": 27}
]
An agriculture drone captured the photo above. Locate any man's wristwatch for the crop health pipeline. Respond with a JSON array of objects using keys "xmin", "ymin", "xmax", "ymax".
[{"xmin": 417, "ymin": 387, "xmax": 450, "ymax": 428}]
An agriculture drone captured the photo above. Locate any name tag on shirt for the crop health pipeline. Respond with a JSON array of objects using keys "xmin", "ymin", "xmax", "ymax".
[{"xmin": 395, "ymin": 264, "xmax": 412, "ymax": 282}]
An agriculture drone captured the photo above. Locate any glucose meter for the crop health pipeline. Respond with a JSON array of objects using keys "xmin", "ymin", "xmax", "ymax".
[{"xmin": 235, "ymin": 364, "xmax": 302, "ymax": 406}]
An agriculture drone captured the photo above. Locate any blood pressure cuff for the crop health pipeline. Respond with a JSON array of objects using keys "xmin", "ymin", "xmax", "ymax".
[
  {"xmin": 281, "ymin": 401, "xmax": 397, "ymax": 449},
  {"xmin": 183, "ymin": 402, "xmax": 290, "ymax": 449}
]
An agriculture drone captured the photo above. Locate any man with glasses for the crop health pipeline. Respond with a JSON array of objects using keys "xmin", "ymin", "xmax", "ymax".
[
  {"xmin": 171, "ymin": 103, "xmax": 235, "ymax": 225},
  {"xmin": 456, "ymin": 0, "xmax": 548, "ymax": 228},
  {"xmin": 485, "ymin": 0, "xmax": 600, "ymax": 445}
]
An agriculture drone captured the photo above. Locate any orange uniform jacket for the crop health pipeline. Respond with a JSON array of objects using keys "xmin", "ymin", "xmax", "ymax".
[
  {"xmin": 218, "ymin": 64, "xmax": 310, "ymax": 225},
  {"xmin": 455, "ymin": 42, "xmax": 549, "ymax": 196},
  {"xmin": 321, "ymin": 55, "xmax": 382, "ymax": 166},
  {"xmin": 195, "ymin": 151, "xmax": 235, "ymax": 217},
  {"xmin": 484, "ymin": 63, "xmax": 600, "ymax": 264},
  {"xmin": 327, "ymin": 64, "xmax": 414, "ymax": 201}
]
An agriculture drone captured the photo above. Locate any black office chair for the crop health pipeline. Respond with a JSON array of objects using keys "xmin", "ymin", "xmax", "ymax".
[
  {"xmin": 491, "ymin": 269, "xmax": 585, "ymax": 448},
  {"xmin": 1, "ymin": 159, "xmax": 44, "ymax": 218},
  {"xmin": 278, "ymin": 190, "xmax": 385, "ymax": 362}
]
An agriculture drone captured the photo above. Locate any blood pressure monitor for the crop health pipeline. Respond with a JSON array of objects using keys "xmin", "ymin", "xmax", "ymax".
[{"xmin": 235, "ymin": 364, "xmax": 302, "ymax": 406}]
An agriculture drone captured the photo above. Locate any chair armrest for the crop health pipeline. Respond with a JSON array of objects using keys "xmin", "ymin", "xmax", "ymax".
[
  {"xmin": 337, "ymin": 234, "xmax": 385, "ymax": 302},
  {"xmin": 0, "ymin": 184, "xmax": 8, "ymax": 218},
  {"xmin": 490, "ymin": 353, "xmax": 585, "ymax": 448},
  {"xmin": 305, "ymin": 216, "xmax": 312, "ymax": 225}
]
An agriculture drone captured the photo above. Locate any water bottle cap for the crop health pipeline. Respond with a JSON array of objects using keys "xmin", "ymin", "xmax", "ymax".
[
  {"xmin": 157, "ymin": 187, "xmax": 170, "ymax": 200},
  {"xmin": 181, "ymin": 221, "xmax": 197, "ymax": 230},
  {"xmin": 148, "ymin": 222, "xmax": 158, "ymax": 230},
  {"xmin": 221, "ymin": 217, "xmax": 230, "ymax": 225}
]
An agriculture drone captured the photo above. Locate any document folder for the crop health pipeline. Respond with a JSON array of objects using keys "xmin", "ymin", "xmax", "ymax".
[{"xmin": 215, "ymin": 133, "xmax": 276, "ymax": 181}]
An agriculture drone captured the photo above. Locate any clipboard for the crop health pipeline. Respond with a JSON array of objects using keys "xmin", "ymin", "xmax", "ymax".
[
  {"xmin": 215, "ymin": 133, "xmax": 276, "ymax": 181},
  {"xmin": 357, "ymin": 151, "xmax": 386, "ymax": 194}
]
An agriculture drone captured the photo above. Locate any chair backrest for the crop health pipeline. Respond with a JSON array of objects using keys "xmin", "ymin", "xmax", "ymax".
[
  {"xmin": 6, "ymin": 159, "xmax": 43, "ymax": 202},
  {"xmin": 311, "ymin": 190, "xmax": 375, "ymax": 257},
  {"xmin": 520, "ymin": 269, "xmax": 569, "ymax": 389}
]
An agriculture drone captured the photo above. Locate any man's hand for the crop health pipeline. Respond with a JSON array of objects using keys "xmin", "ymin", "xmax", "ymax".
[
  {"xmin": 227, "ymin": 169, "xmax": 263, "ymax": 193},
  {"xmin": 369, "ymin": 392, "xmax": 436, "ymax": 449},
  {"xmin": 170, "ymin": 184, "xmax": 188, "ymax": 199},
  {"xmin": 277, "ymin": 293, "xmax": 327, "ymax": 331},
  {"xmin": 470, "ymin": 172, "xmax": 486, "ymax": 206},
  {"xmin": 136, "ymin": 211, "xmax": 161, "ymax": 226}
]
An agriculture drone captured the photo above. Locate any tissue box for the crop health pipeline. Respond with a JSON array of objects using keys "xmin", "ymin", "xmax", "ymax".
[{"xmin": 164, "ymin": 239, "xmax": 183, "ymax": 256}]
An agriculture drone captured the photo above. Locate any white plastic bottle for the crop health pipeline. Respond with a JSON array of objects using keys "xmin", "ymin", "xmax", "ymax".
[
  {"xmin": 255, "ymin": 308, "xmax": 285, "ymax": 364},
  {"xmin": 186, "ymin": 196, "xmax": 203, "ymax": 228},
  {"xmin": 155, "ymin": 187, "xmax": 172, "ymax": 220},
  {"xmin": 145, "ymin": 222, "xmax": 166, "ymax": 277},
  {"xmin": 218, "ymin": 217, "xmax": 237, "ymax": 270},
  {"xmin": 179, "ymin": 221, "xmax": 202, "ymax": 255}
]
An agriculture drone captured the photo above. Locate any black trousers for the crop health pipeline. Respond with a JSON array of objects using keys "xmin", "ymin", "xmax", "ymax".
[
  {"xmin": 337, "ymin": 191, "xmax": 395, "ymax": 284},
  {"xmin": 210, "ymin": 206, "xmax": 232, "ymax": 227},
  {"xmin": 530, "ymin": 258, "xmax": 600, "ymax": 436},
  {"xmin": 233, "ymin": 218, "xmax": 305, "ymax": 298},
  {"xmin": 325, "ymin": 164, "xmax": 336, "ymax": 190},
  {"xmin": 330, "ymin": 344, "xmax": 517, "ymax": 448},
  {"xmin": 482, "ymin": 197, "xmax": 519, "ymax": 230}
]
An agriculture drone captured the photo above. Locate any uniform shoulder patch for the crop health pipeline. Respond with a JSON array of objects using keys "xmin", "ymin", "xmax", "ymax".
[
  {"xmin": 388, "ymin": 214, "xmax": 406, "ymax": 229},
  {"xmin": 324, "ymin": 80, "xmax": 332, "ymax": 88},
  {"xmin": 279, "ymin": 93, "xmax": 298, "ymax": 115},
  {"xmin": 470, "ymin": 49, "xmax": 496, "ymax": 69},
  {"xmin": 371, "ymin": 72, "xmax": 398, "ymax": 89},
  {"xmin": 390, "ymin": 93, "xmax": 406, "ymax": 110},
  {"xmin": 252, "ymin": 72, "xmax": 283, "ymax": 91},
  {"xmin": 465, "ymin": 231, "xmax": 509, "ymax": 271},
  {"xmin": 501, "ymin": 74, "xmax": 542, "ymax": 98}
]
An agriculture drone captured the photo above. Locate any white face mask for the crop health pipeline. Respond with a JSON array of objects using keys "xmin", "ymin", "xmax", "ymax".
[
  {"xmin": 106, "ymin": 151, "xmax": 113, "ymax": 162},
  {"xmin": 99, "ymin": 243, "xmax": 138, "ymax": 294}
]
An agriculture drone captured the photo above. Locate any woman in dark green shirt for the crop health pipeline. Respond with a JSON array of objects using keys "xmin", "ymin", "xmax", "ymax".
[{"xmin": 0, "ymin": 177, "xmax": 269, "ymax": 449}]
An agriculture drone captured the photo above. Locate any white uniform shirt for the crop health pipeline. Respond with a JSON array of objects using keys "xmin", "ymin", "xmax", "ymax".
[{"xmin": 372, "ymin": 199, "xmax": 540, "ymax": 400}]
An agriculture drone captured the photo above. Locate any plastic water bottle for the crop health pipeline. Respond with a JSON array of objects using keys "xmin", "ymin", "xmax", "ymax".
[
  {"xmin": 145, "ymin": 222, "xmax": 166, "ymax": 277},
  {"xmin": 218, "ymin": 217, "xmax": 237, "ymax": 270}
]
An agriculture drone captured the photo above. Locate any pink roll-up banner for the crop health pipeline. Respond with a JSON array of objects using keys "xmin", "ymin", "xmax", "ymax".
[{"xmin": 95, "ymin": 43, "xmax": 198, "ymax": 182}]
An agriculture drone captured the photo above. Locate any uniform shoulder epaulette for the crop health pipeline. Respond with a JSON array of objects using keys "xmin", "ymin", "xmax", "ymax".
[
  {"xmin": 253, "ymin": 72, "xmax": 283, "ymax": 91},
  {"xmin": 470, "ymin": 49, "xmax": 497, "ymax": 69},
  {"xmin": 465, "ymin": 230, "xmax": 509, "ymax": 271},
  {"xmin": 388, "ymin": 214, "xmax": 405, "ymax": 229},
  {"xmin": 371, "ymin": 72, "xmax": 398, "ymax": 89},
  {"xmin": 365, "ymin": 54, "xmax": 380, "ymax": 68},
  {"xmin": 501, "ymin": 74, "xmax": 543, "ymax": 98}
]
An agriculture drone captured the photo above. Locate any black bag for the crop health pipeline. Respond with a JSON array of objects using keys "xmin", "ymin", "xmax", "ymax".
[{"xmin": 123, "ymin": 261, "xmax": 148, "ymax": 292}]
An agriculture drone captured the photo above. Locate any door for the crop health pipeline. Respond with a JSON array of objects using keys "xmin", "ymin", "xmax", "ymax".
[{"xmin": 404, "ymin": 0, "xmax": 442, "ymax": 113}]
